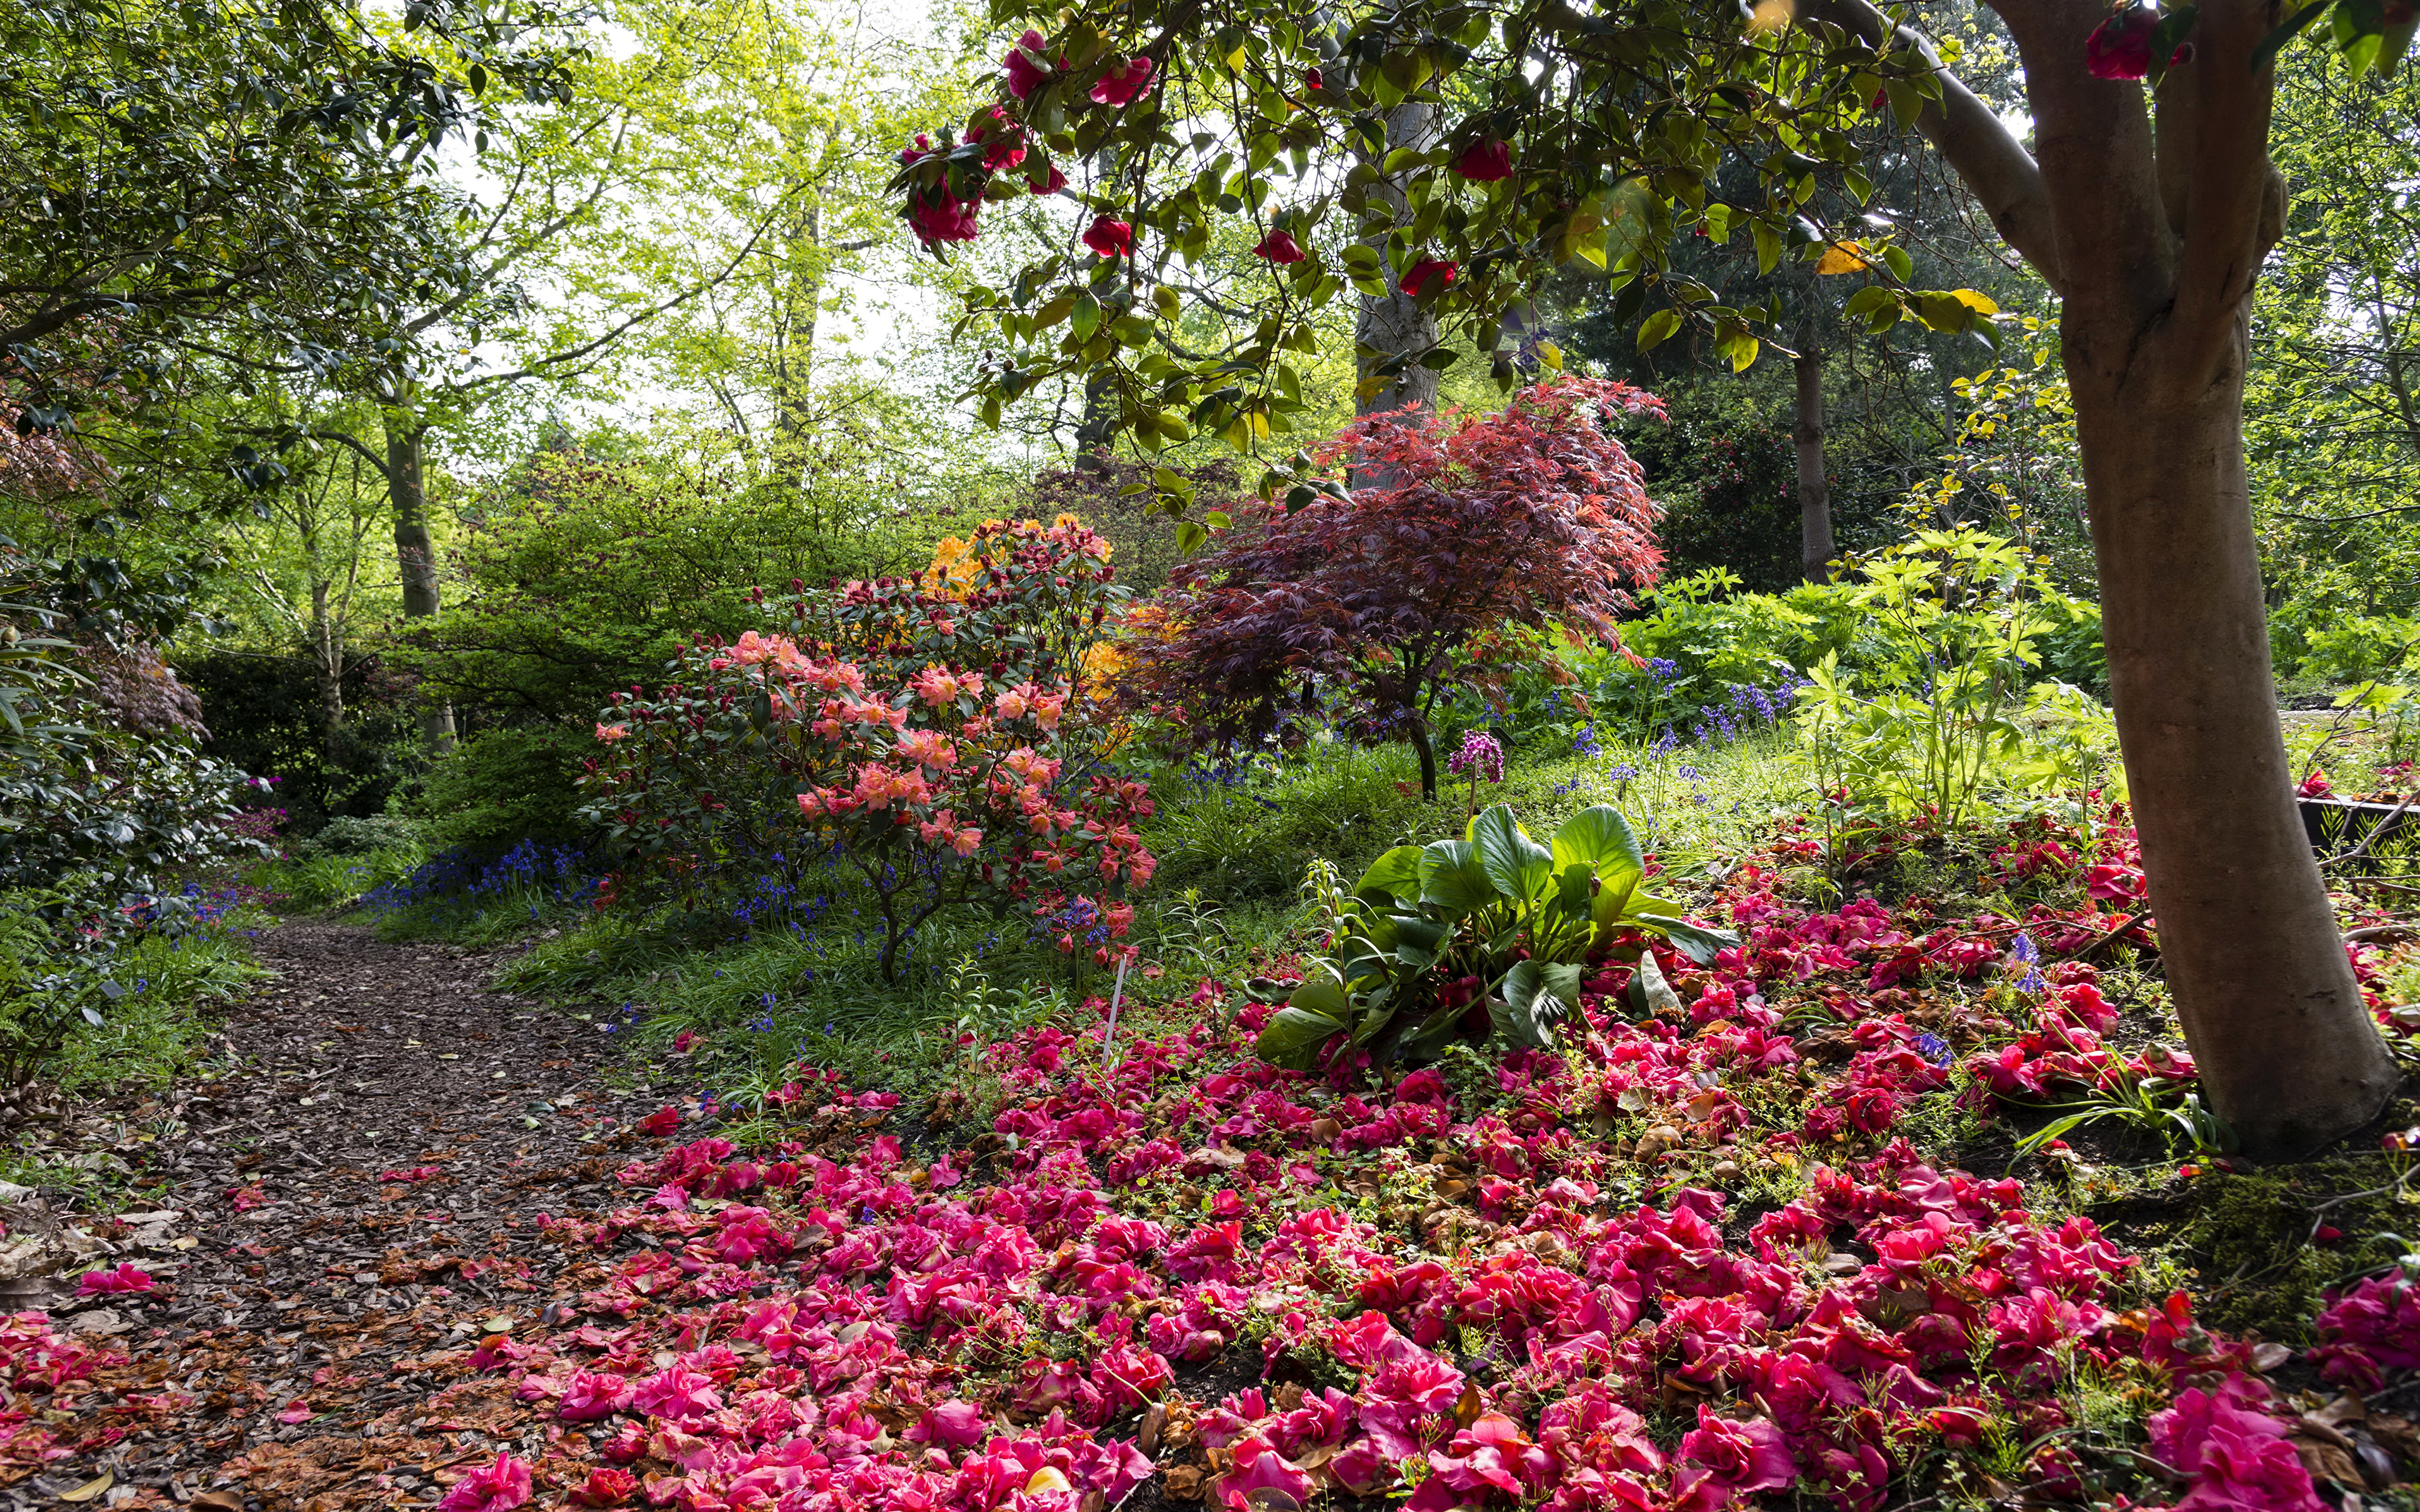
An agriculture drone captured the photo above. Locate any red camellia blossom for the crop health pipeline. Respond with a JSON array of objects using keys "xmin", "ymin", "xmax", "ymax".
[
  {"xmin": 970, "ymin": 107, "xmax": 1024, "ymax": 173},
  {"xmin": 1030, "ymin": 162, "xmax": 1067, "ymax": 195},
  {"xmin": 1303, "ymin": 66, "xmax": 1324, "ymax": 91},
  {"xmin": 1082, "ymin": 215, "xmax": 1134, "ymax": 258},
  {"xmin": 1402, "ymin": 257, "xmax": 1458, "ymax": 297},
  {"xmin": 1451, "ymin": 139, "xmax": 1514, "ymax": 181},
  {"xmin": 909, "ymin": 190, "xmax": 981, "ymax": 247},
  {"xmin": 1252, "ymin": 229, "xmax": 1305, "ymax": 263},
  {"xmin": 2083, "ymin": 7, "xmax": 2157, "ymax": 79},
  {"xmin": 1088, "ymin": 56, "xmax": 1155, "ymax": 106},
  {"xmin": 1003, "ymin": 29, "xmax": 1054, "ymax": 99}
]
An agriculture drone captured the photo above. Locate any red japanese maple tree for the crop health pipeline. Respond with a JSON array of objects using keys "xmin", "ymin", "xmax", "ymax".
[{"xmin": 1134, "ymin": 375, "xmax": 1666, "ymax": 798}]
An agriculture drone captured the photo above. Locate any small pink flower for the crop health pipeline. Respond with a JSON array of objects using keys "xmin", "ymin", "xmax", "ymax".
[
  {"xmin": 594, "ymin": 722, "xmax": 629, "ymax": 742},
  {"xmin": 277, "ymin": 1399, "xmax": 313, "ymax": 1425}
]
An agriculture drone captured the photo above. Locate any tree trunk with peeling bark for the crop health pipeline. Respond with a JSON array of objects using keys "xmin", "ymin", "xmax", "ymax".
[{"xmin": 1812, "ymin": 0, "xmax": 2398, "ymax": 1155}]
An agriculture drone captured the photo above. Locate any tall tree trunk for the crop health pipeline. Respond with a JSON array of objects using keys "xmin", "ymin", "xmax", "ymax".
[
  {"xmin": 1809, "ymin": 0, "xmax": 2397, "ymax": 1158},
  {"xmin": 385, "ymin": 418, "xmax": 456, "ymax": 755},
  {"xmin": 1406, "ymin": 711, "xmax": 1439, "ymax": 801},
  {"xmin": 2070, "ymin": 315, "xmax": 2397, "ymax": 1156},
  {"xmin": 1354, "ymin": 101, "xmax": 1441, "ymax": 418},
  {"xmin": 1792, "ymin": 335, "xmax": 1835, "ymax": 584},
  {"xmin": 309, "ymin": 575, "xmax": 344, "ymax": 766}
]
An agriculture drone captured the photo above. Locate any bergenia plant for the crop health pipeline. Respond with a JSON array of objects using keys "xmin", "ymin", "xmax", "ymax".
[{"xmin": 1259, "ymin": 803, "xmax": 1737, "ymax": 1069}]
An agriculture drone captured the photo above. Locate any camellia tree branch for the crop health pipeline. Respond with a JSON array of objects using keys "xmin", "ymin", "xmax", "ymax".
[{"xmin": 907, "ymin": 0, "xmax": 2411, "ymax": 1155}]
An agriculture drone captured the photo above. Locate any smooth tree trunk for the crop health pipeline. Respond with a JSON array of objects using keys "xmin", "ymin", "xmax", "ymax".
[
  {"xmin": 309, "ymin": 576, "xmax": 345, "ymax": 765},
  {"xmin": 1792, "ymin": 338, "xmax": 1835, "ymax": 584},
  {"xmin": 384, "ymin": 418, "xmax": 456, "ymax": 755},
  {"xmin": 1814, "ymin": 0, "xmax": 2399, "ymax": 1155},
  {"xmin": 1354, "ymin": 101, "xmax": 1441, "ymax": 419},
  {"xmin": 2070, "ymin": 309, "xmax": 2395, "ymax": 1155}
]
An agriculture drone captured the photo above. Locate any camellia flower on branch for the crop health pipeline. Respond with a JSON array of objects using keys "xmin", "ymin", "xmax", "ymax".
[
  {"xmin": 2083, "ymin": 6, "xmax": 2158, "ymax": 78},
  {"xmin": 1082, "ymin": 215, "xmax": 1134, "ymax": 259},
  {"xmin": 1002, "ymin": 28, "xmax": 1056, "ymax": 98},
  {"xmin": 1450, "ymin": 139, "xmax": 1514, "ymax": 180},
  {"xmin": 1088, "ymin": 55, "xmax": 1154, "ymax": 105},
  {"xmin": 1253, "ymin": 229, "xmax": 1306, "ymax": 263},
  {"xmin": 1402, "ymin": 257, "xmax": 1458, "ymax": 297}
]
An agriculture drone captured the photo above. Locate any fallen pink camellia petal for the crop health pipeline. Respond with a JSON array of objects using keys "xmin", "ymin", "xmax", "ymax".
[
  {"xmin": 77, "ymin": 1261, "xmax": 153, "ymax": 1295},
  {"xmin": 277, "ymin": 1400, "xmax": 313, "ymax": 1425},
  {"xmin": 436, "ymin": 1452, "xmax": 533, "ymax": 1512},
  {"xmin": 637, "ymin": 1106, "xmax": 681, "ymax": 1136}
]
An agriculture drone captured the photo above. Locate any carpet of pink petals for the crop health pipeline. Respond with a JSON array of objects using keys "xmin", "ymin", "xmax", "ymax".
[{"xmin": 8, "ymin": 806, "xmax": 2410, "ymax": 1511}]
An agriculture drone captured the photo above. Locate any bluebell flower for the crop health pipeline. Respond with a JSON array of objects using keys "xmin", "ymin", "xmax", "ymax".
[{"xmin": 1915, "ymin": 1032, "xmax": 1953, "ymax": 1067}]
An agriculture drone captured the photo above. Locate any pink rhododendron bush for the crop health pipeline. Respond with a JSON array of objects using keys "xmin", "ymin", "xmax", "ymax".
[{"xmin": 580, "ymin": 516, "xmax": 1153, "ymax": 978}]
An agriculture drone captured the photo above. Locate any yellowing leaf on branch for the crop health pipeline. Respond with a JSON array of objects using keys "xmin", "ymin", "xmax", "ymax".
[{"xmin": 1816, "ymin": 241, "xmax": 1869, "ymax": 274}]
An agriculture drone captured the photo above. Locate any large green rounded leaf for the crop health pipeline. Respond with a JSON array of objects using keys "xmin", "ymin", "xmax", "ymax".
[
  {"xmin": 1552, "ymin": 805, "xmax": 1645, "ymax": 874},
  {"xmin": 1256, "ymin": 1005, "xmax": 1347, "ymax": 1069},
  {"xmin": 1635, "ymin": 914, "xmax": 1741, "ymax": 966},
  {"xmin": 1419, "ymin": 838, "xmax": 1500, "ymax": 915},
  {"xmin": 1469, "ymin": 804, "xmax": 1552, "ymax": 902},
  {"xmin": 1356, "ymin": 844, "xmax": 1424, "ymax": 900}
]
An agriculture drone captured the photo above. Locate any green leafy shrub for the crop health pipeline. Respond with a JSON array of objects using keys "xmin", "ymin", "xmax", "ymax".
[
  {"xmin": 416, "ymin": 726, "xmax": 594, "ymax": 852},
  {"xmin": 292, "ymin": 813, "xmax": 423, "ymax": 858},
  {"xmin": 1794, "ymin": 528, "xmax": 2115, "ymax": 826},
  {"xmin": 1256, "ymin": 803, "xmax": 1737, "ymax": 1068}
]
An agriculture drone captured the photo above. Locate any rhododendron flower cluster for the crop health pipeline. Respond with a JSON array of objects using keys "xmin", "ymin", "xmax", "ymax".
[{"xmin": 582, "ymin": 517, "xmax": 1151, "ymax": 978}]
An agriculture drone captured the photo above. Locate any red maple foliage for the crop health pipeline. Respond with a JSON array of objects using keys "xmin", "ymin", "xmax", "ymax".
[{"xmin": 1131, "ymin": 375, "xmax": 1667, "ymax": 796}]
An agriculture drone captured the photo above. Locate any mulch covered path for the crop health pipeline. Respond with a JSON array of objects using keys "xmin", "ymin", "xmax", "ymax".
[{"xmin": 9, "ymin": 919, "xmax": 677, "ymax": 1510}]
